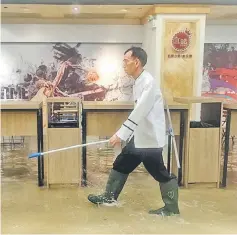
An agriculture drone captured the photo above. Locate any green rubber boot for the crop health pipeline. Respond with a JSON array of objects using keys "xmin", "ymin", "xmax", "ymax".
[
  {"xmin": 149, "ymin": 178, "xmax": 180, "ymax": 216},
  {"xmin": 88, "ymin": 169, "xmax": 128, "ymax": 205}
]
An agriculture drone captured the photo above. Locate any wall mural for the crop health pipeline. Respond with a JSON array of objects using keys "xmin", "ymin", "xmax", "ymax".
[
  {"xmin": 202, "ymin": 43, "xmax": 237, "ymax": 101},
  {"xmin": 0, "ymin": 43, "xmax": 140, "ymax": 101},
  {"xmin": 2, "ymin": 42, "xmax": 236, "ymax": 103}
]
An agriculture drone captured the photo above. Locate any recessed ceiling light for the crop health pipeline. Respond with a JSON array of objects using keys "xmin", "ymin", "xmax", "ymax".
[
  {"xmin": 72, "ymin": 6, "xmax": 80, "ymax": 13},
  {"xmin": 121, "ymin": 9, "xmax": 128, "ymax": 12}
]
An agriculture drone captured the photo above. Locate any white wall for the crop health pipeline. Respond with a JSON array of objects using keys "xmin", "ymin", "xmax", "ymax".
[
  {"xmin": 142, "ymin": 20, "xmax": 157, "ymax": 77},
  {"xmin": 1, "ymin": 24, "xmax": 143, "ymax": 43},
  {"xmin": 2, "ymin": 23, "xmax": 236, "ymax": 46},
  {"xmin": 205, "ymin": 24, "xmax": 237, "ymax": 43}
]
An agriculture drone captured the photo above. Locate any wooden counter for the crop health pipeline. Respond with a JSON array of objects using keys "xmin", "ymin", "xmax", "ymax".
[
  {"xmin": 1, "ymin": 101, "xmax": 42, "ymax": 136},
  {"xmin": 82, "ymin": 101, "xmax": 188, "ymax": 110},
  {"xmin": 83, "ymin": 101, "xmax": 134, "ymax": 110},
  {"xmin": 1, "ymin": 100, "xmax": 42, "ymax": 110},
  {"xmin": 174, "ymin": 96, "xmax": 224, "ymax": 104},
  {"xmin": 82, "ymin": 101, "xmax": 188, "ymax": 136},
  {"xmin": 81, "ymin": 101, "xmax": 189, "ymax": 187},
  {"xmin": 223, "ymin": 102, "xmax": 237, "ymax": 110},
  {"xmin": 82, "ymin": 102, "xmax": 133, "ymax": 137},
  {"xmin": 1, "ymin": 100, "xmax": 44, "ymax": 186}
]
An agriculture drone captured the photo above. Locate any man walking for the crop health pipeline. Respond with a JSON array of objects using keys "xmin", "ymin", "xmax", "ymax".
[{"xmin": 88, "ymin": 47, "xmax": 180, "ymax": 216}]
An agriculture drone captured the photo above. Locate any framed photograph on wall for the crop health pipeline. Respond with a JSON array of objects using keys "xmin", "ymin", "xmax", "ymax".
[{"xmin": 202, "ymin": 43, "xmax": 237, "ymax": 101}]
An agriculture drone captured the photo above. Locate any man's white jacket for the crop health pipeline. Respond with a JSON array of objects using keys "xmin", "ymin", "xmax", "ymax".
[{"xmin": 116, "ymin": 70, "xmax": 166, "ymax": 148}]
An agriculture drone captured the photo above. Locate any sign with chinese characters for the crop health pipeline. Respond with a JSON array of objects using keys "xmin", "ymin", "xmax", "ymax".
[
  {"xmin": 161, "ymin": 21, "xmax": 197, "ymax": 100},
  {"xmin": 168, "ymin": 54, "xmax": 192, "ymax": 59},
  {"xmin": 168, "ymin": 29, "xmax": 193, "ymax": 59},
  {"xmin": 172, "ymin": 29, "xmax": 192, "ymax": 52}
]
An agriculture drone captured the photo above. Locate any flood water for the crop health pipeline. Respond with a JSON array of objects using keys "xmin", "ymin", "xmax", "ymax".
[{"xmin": 1, "ymin": 136, "xmax": 237, "ymax": 234}]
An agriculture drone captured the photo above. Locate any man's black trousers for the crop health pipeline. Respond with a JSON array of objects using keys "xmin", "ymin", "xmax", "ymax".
[{"xmin": 113, "ymin": 137, "xmax": 175, "ymax": 183}]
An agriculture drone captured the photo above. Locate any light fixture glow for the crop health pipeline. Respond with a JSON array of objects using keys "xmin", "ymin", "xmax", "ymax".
[
  {"xmin": 95, "ymin": 56, "xmax": 121, "ymax": 86},
  {"xmin": 72, "ymin": 6, "xmax": 80, "ymax": 14}
]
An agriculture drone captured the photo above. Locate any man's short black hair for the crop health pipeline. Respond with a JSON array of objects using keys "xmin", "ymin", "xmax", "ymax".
[{"xmin": 124, "ymin": 46, "xmax": 147, "ymax": 67}]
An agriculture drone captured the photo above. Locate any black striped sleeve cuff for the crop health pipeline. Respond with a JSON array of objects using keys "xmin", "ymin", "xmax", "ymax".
[
  {"xmin": 128, "ymin": 118, "xmax": 138, "ymax": 126},
  {"xmin": 122, "ymin": 123, "xmax": 134, "ymax": 132}
]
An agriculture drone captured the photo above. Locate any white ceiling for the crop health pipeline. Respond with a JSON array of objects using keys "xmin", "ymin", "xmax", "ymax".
[
  {"xmin": 1, "ymin": 0, "xmax": 237, "ymax": 5},
  {"xmin": 1, "ymin": 4, "xmax": 237, "ymax": 24}
]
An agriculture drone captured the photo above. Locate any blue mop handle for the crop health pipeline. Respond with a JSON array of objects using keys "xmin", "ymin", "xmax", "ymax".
[
  {"xmin": 28, "ymin": 139, "xmax": 109, "ymax": 159},
  {"xmin": 29, "ymin": 152, "xmax": 43, "ymax": 158}
]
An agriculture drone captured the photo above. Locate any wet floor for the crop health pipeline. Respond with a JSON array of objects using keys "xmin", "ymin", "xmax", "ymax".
[{"xmin": 1, "ymin": 136, "xmax": 237, "ymax": 234}]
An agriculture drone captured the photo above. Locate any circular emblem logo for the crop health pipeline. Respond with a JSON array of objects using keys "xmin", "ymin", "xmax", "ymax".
[{"xmin": 172, "ymin": 29, "xmax": 192, "ymax": 52}]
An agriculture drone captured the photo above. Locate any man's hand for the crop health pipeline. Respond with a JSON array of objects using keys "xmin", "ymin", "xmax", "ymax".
[{"xmin": 109, "ymin": 134, "xmax": 121, "ymax": 147}]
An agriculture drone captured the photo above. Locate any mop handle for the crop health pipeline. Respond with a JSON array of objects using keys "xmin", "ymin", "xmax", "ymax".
[
  {"xmin": 165, "ymin": 100, "xmax": 181, "ymax": 169},
  {"xmin": 29, "ymin": 139, "xmax": 109, "ymax": 158}
]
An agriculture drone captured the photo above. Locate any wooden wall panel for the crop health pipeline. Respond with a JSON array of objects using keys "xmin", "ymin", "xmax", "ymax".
[
  {"xmin": 1, "ymin": 112, "xmax": 37, "ymax": 136},
  {"xmin": 188, "ymin": 128, "xmax": 220, "ymax": 183},
  {"xmin": 47, "ymin": 128, "xmax": 81, "ymax": 186},
  {"xmin": 161, "ymin": 21, "xmax": 198, "ymax": 102}
]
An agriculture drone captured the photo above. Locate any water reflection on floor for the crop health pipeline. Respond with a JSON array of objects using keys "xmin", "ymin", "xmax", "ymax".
[{"xmin": 1, "ymin": 136, "xmax": 237, "ymax": 234}]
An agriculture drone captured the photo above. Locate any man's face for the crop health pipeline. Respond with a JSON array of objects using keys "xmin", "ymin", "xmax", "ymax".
[{"xmin": 123, "ymin": 51, "xmax": 140, "ymax": 77}]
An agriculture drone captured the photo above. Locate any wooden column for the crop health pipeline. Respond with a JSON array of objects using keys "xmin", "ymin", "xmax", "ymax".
[{"xmin": 142, "ymin": 5, "xmax": 210, "ymax": 119}]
